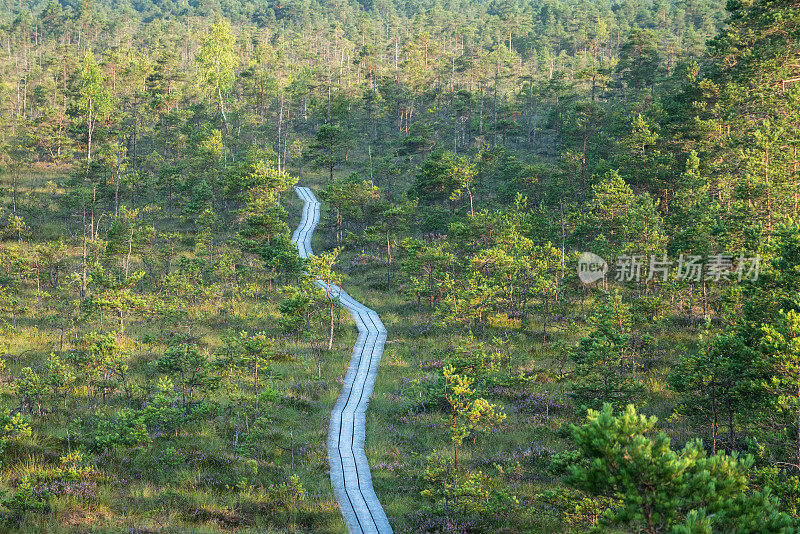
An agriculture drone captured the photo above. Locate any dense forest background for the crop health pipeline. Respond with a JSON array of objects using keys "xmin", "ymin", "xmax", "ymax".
[{"xmin": 0, "ymin": 0, "xmax": 798, "ymax": 531}]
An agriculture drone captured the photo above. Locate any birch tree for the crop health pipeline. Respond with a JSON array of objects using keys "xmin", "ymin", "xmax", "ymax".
[
  {"xmin": 76, "ymin": 50, "xmax": 111, "ymax": 162},
  {"xmin": 196, "ymin": 19, "xmax": 236, "ymax": 161}
]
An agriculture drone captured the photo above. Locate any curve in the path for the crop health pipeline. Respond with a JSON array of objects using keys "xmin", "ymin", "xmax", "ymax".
[{"xmin": 291, "ymin": 186, "xmax": 393, "ymax": 534}]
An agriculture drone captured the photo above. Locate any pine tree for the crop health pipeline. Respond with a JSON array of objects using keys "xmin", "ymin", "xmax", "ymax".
[
  {"xmin": 304, "ymin": 124, "xmax": 353, "ymax": 183},
  {"xmin": 565, "ymin": 403, "xmax": 794, "ymax": 533},
  {"xmin": 670, "ymin": 332, "xmax": 757, "ymax": 452}
]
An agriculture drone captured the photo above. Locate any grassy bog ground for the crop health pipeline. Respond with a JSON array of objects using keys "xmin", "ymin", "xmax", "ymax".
[{"xmin": 0, "ymin": 170, "xmax": 349, "ymax": 532}]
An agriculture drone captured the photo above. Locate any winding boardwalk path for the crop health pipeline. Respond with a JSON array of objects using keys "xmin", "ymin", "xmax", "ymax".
[{"xmin": 291, "ymin": 186, "xmax": 393, "ymax": 534}]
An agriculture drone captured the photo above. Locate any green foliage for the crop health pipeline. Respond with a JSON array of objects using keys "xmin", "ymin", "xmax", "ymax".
[
  {"xmin": 759, "ymin": 309, "xmax": 800, "ymax": 469},
  {"xmin": 420, "ymin": 451, "xmax": 492, "ymax": 515},
  {"xmin": 152, "ymin": 342, "xmax": 219, "ymax": 405},
  {"xmin": 237, "ymin": 158, "xmax": 296, "ymax": 249},
  {"xmin": 304, "ymin": 124, "xmax": 353, "ymax": 182},
  {"xmin": 306, "ymin": 247, "xmax": 343, "ymax": 350},
  {"xmin": 259, "ymin": 233, "xmax": 304, "ymax": 282},
  {"xmin": 75, "ymin": 50, "xmax": 111, "ymax": 161},
  {"xmin": 575, "ymin": 170, "xmax": 665, "ymax": 260},
  {"xmin": 90, "ymin": 408, "xmax": 151, "ymax": 451},
  {"xmin": 0, "ymin": 403, "xmax": 32, "ymax": 464},
  {"xmin": 742, "ymin": 223, "xmax": 800, "ymax": 341},
  {"xmin": 2, "ymin": 476, "xmax": 46, "ymax": 519},
  {"xmin": 616, "ymin": 29, "xmax": 664, "ymax": 99},
  {"xmin": 751, "ymin": 466, "xmax": 800, "ymax": 518},
  {"xmin": 319, "ymin": 174, "xmax": 381, "ymax": 246},
  {"xmin": 54, "ymin": 450, "xmax": 96, "ymax": 481},
  {"xmin": 278, "ymin": 284, "xmax": 324, "ymax": 335},
  {"xmin": 0, "ymin": 0, "xmax": 795, "ymax": 530},
  {"xmin": 400, "ymin": 237, "xmax": 455, "ymax": 311},
  {"xmin": 14, "ymin": 367, "xmax": 48, "ymax": 415},
  {"xmin": 442, "ymin": 364, "xmax": 505, "ymax": 476},
  {"xmin": 534, "ymin": 486, "xmax": 619, "ymax": 532},
  {"xmin": 87, "ymin": 263, "xmax": 146, "ymax": 333},
  {"xmin": 564, "ymin": 403, "xmax": 795, "ymax": 533},
  {"xmin": 670, "ymin": 332, "xmax": 757, "ymax": 451},
  {"xmin": 46, "ymin": 353, "xmax": 76, "ymax": 409},
  {"xmin": 570, "ymin": 291, "xmax": 643, "ymax": 409},
  {"xmin": 81, "ymin": 331, "xmax": 131, "ymax": 400},
  {"xmin": 410, "ymin": 150, "xmax": 466, "ymax": 209},
  {"xmin": 142, "ymin": 376, "xmax": 183, "ymax": 435},
  {"xmin": 420, "ymin": 449, "xmax": 523, "ymax": 525},
  {"xmin": 196, "ymin": 18, "xmax": 236, "ymax": 132}
]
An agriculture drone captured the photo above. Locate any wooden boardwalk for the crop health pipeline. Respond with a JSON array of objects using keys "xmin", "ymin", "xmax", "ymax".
[{"xmin": 291, "ymin": 186, "xmax": 393, "ymax": 534}]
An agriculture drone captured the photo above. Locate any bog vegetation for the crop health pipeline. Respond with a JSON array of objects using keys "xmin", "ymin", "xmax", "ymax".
[{"xmin": 0, "ymin": 0, "xmax": 798, "ymax": 531}]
